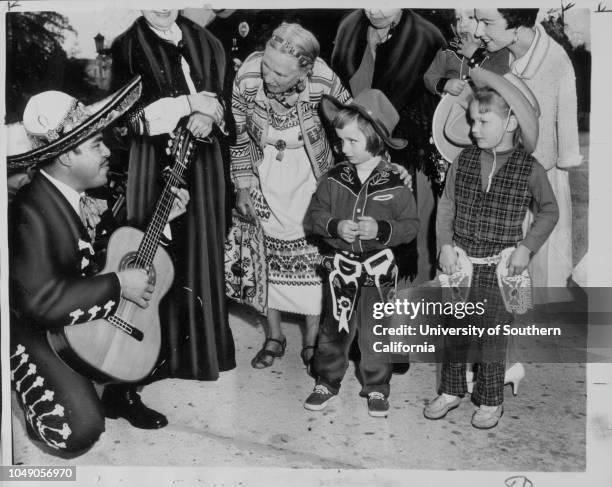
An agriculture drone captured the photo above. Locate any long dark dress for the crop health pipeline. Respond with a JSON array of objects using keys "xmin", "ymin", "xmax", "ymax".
[{"xmin": 111, "ymin": 16, "xmax": 235, "ymax": 380}]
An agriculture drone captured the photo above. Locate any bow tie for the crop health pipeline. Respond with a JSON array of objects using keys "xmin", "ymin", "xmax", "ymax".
[{"xmin": 79, "ymin": 195, "xmax": 107, "ymax": 241}]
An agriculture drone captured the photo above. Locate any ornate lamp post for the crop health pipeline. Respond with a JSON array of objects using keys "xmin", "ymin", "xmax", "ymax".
[{"xmin": 93, "ymin": 33, "xmax": 112, "ymax": 91}]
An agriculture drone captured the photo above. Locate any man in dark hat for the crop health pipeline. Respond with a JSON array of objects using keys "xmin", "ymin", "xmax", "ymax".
[{"xmin": 8, "ymin": 78, "xmax": 189, "ymax": 456}]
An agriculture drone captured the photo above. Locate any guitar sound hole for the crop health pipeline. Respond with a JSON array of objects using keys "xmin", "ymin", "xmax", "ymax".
[{"xmin": 119, "ymin": 252, "xmax": 157, "ymax": 286}]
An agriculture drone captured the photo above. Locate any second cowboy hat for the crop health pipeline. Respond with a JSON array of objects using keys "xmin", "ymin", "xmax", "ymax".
[
  {"xmin": 320, "ymin": 89, "xmax": 407, "ymax": 150},
  {"xmin": 7, "ymin": 75, "xmax": 142, "ymax": 173},
  {"xmin": 432, "ymin": 67, "xmax": 540, "ymax": 162}
]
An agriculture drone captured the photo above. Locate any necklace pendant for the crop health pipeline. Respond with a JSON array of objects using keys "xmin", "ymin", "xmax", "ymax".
[{"xmin": 275, "ymin": 139, "xmax": 286, "ymax": 161}]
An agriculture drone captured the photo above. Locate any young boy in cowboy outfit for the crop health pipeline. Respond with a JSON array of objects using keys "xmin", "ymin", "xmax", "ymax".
[
  {"xmin": 424, "ymin": 68, "xmax": 558, "ymax": 428},
  {"xmin": 8, "ymin": 79, "xmax": 190, "ymax": 455},
  {"xmin": 303, "ymin": 89, "xmax": 419, "ymax": 417}
]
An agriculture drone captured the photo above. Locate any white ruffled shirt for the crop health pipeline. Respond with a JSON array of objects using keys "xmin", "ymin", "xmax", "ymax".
[{"xmin": 141, "ymin": 21, "xmax": 218, "ymax": 135}]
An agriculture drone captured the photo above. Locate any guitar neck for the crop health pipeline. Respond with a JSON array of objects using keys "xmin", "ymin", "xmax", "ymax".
[{"xmin": 135, "ymin": 128, "xmax": 193, "ymax": 270}]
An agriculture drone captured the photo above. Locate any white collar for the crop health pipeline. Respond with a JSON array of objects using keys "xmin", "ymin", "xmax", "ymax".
[
  {"xmin": 355, "ymin": 156, "xmax": 381, "ymax": 182},
  {"xmin": 511, "ymin": 25, "xmax": 540, "ymax": 76},
  {"xmin": 40, "ymin": 169, "xmax": 83, "ymax": 216},
  {"xmin": 147, "ymin": 22, "xmax": 183, "ymax": 46}
]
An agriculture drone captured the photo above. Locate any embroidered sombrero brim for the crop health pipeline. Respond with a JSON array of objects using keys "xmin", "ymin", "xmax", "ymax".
[
  {"xmin": 7, "ymin": 75, "xmax": 142, "ymax": 173},
  {"xmin": 320, "ymin": 94, "xmax": 408, "ymax": 150}
]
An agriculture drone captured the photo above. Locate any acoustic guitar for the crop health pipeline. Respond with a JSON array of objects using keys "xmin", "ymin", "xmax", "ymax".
[{"xmin": 47, "ymin": 126, "xmax": 195, "ymax": 383}]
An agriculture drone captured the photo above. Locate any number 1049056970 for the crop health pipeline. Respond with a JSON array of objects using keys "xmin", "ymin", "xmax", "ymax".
[{"xmin": 1, "ymin": 466, "xmax": 76, "ymax": 481}]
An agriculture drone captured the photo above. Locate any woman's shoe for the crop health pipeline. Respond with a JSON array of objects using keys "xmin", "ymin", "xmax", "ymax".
[
  {"xmin": 466, "ymin": 369, "xmax": 474, "ymax": 394},
  {"xmin": 251, "ymin": 336, "xmax": 287, "ymax": 369},
  {"xmin": 504, "ymin": 362, "xmax": 525, "ymax": 395}
]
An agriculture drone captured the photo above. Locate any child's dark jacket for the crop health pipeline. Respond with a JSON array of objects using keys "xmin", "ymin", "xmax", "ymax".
[{"xmin": 304, "ymin": 160, "xmax": 419, "ymax": 254}]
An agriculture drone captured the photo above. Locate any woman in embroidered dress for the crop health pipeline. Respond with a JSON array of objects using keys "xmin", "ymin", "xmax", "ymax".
[
  {"xmin": 474, "ymin": 8, "xmax": 582, "ymax": 304},
  {"xmin": 230, "ymin": 23, "xmax": 351, "ymax": 369}
]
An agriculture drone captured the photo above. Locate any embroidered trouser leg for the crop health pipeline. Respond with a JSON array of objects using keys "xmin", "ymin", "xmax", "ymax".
[
  {"xmin": 312, "ymin": 282, "xmax": 392, "ymax": 397},
  {"xmin": 10, "ymin": 327, "xmax": 105, "ymax": 456}
]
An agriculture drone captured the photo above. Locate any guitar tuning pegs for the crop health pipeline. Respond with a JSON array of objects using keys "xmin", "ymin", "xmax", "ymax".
[{"xmin": 165, "ymin": 148, "xmax": 171, "ymax": 155}]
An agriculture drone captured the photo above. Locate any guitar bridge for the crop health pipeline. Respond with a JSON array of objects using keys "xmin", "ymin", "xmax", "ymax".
[{"xmin": 107, "ymin": 315, "xmax": 144, "ymax": 341}]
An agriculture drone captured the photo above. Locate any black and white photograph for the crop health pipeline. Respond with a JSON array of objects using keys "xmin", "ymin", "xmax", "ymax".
[{"xmin": 0, "ymin": 1, "xmax": 609, "ymax": 486}]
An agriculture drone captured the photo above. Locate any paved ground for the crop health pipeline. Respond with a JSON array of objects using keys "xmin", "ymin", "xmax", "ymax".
[
  {"xmin": 11, "ymin": 306, "xmax": 587, "ymax": 471},
  {"xmin": 7, "ymin": 134, "xmax": 595, "ymax": 481}
]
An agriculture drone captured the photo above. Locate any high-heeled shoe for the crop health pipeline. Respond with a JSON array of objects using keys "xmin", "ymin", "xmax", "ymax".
[
  {"xmin": 466, "ymin": 370, "xmax": 474, "ymax": 394},
  {"xmin": 504, "ymin": 362, "xmax": 525, "ymax": 395}
]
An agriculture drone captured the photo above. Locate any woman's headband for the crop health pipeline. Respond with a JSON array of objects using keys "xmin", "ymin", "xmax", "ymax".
[{"xmin": 269, "ymin": 34, "xmax": 314, "ymax": 65}]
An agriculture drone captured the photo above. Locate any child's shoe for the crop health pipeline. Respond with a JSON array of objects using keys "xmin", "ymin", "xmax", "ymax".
[
  {"xmin": 304, "ymin": 385, "xmax": 336, "ymax": 411},
  {"xmin": 367, "ymin": 392, "xmax": 389, "ymax": 418},
  {"xmin": 471, "ymin": 404, "xmax": 503, "ymax": 429},
  {"xmin": 423, "ymin": 393, "xmax": 461, "ymax": 419}
]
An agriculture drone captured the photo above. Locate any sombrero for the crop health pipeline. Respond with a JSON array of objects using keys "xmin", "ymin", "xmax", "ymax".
[
  {"xmin": 320, "ymin": 89, "xmax": 407, "ymax": 150},
  {"xmin": 433, "ymin": 68, "xmax": 540, "ymax": 162},
  {"xmin": 7, "ymin": 75, "xmax": 142, "ymax": 173}
]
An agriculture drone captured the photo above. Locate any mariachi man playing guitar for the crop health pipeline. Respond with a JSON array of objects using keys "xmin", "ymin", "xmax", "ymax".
[{"xmin": 8, "ymin": 77, "xmax": 190, "ymax": 456}]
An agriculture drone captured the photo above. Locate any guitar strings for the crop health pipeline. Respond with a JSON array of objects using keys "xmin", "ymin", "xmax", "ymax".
[
  {"xmin": 117, "ymin": 132, "xmax": 193, "ymax": 324},
  {"xmin": 135, "ymin": 139, "xmax": 191, "ymax": 270}
]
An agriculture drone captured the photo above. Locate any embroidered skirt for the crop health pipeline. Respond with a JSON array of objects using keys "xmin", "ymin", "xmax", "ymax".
[{"xmin": 255, "ymin": 123, "xmax": 322, "ymax": 315}]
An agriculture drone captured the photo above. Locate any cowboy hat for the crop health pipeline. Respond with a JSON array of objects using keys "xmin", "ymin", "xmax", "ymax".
[
  {"xmin": 320, "ymin": 89, "xmax": 407, "ymax": 150},
  {"xmin": 431, "ymin": 86, "xmax": 473, "ymax": 163},
  {"xmin": 7, "ymin": 75, "xmax": 142, "ymax": 173},
  {"xmin": 433, "ymin": 68, "xmax": 540, "ymax": 162}
]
